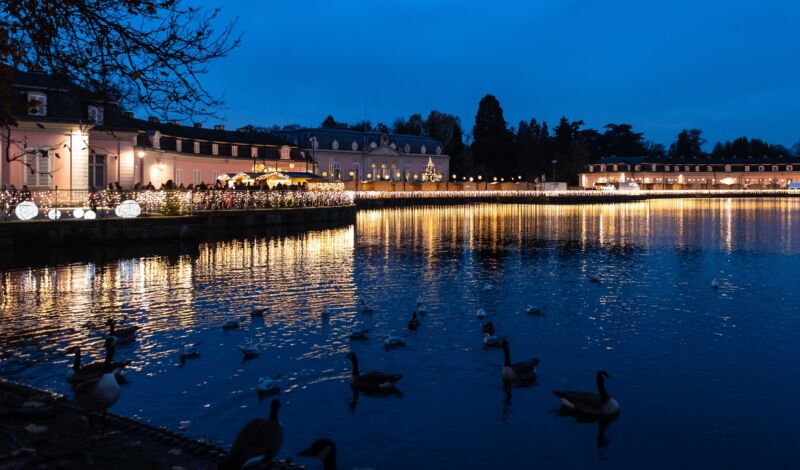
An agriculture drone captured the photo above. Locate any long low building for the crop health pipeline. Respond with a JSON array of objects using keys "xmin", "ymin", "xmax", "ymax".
[{"xmin": 580, "ymin": 156, "xmax": 800, "ymax": 189}]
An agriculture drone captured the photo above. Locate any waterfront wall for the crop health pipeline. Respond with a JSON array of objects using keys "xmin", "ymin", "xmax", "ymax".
[{"xmin": 0, "ymin": 205, "xmax": 356, "ymax": 249}]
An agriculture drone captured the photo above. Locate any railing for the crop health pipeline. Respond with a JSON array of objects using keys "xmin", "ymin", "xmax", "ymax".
[{"xmin": 1, "ymin": 189, "xmax": 355, "ymax": 221}]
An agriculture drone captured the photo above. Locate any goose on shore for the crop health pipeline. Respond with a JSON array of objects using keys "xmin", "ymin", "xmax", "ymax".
[
  {"xmin": 73, "ymin": 358, "xmax": 121, "ymax": 414},
  {"xmin": 222, "ymin": 318, "xmax": 241, "ymax": 330},
  {"xmin": 346, "ymin": 352, "xmax": 402, "ymax": 393},
  {"xmin": 481, "ymin": 321, "xmax": 495, "ymax": 335},
  {"xmin": 501, "ymin": 339, "xmax": 539, "ymax": 382},
  {"xmin": 107, "ymin": 318, "xmax": 138, "ymax": 343},
  {"xmin": 220, "ymin": 399, "xmax": 284, "ymax": 470},
  {"xmin": 348, "ymin": 328, "xmax": 370, "ymax": 341},
  {"xmin": 298, "ymin": 438, "xmax": 337, "ymax": 470},
  {"xmin": 553, "ymin": 370, "xmax": 620, "ymax": 416},
  {"xmin": 383, "ymin": 335, "xmax": 407, "ymax": 348},
  {"xmin": 476, "ymin": 308, "xmax": 488, "ymax": 320},
  {"xmin": 67, "ymin": 339, "xmax": 130, "ymax": 384},
  {"xmin": 408, "ymin": 311, "xmax": 420, "ymax": 331},
  {"xmin": 526, "ymin": 305, "xmax": 543, "ymax": 315}
]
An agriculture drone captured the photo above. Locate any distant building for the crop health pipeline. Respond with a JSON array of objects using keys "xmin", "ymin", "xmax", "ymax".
[
  {"xmin": 0, "ymin": 68, "xmax": 311, "ymax": 191},
  {"xmin": 579, "ymin": 156, "xmax": 800, "ymax": 189},
  {"xmin": 273, "ymin": 128, "xmax": 449, "ymax": 182}
]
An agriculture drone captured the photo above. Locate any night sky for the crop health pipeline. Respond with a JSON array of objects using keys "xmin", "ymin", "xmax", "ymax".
[{"xmin": 193, "ymin": 0, "xmax": 800, "ymax": 148}]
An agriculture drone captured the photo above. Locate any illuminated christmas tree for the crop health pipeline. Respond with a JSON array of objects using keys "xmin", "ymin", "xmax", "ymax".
[{"xmin": 421, "ymin": 157, "xmax": 440, "ymax": 182}]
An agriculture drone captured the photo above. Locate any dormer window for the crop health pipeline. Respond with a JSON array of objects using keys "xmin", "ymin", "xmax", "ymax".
[
  {"xmin": 176, "ymin": 140, "xmax": 182, "ymax": 152},
  {"xmin": 27, "ymin": 92, "xmax": 47, "ymax": 116},
  {"xmin": 193, "ymin": 141, "xmax": 200, "ymax": 154},
  {"xmin": 280, "ymin": 145, "xmax": 291, "ymax": 160},
  {"xmin": 212, "ymin": 143, "xmax": 219, "ymax": 156},
  {"xmin": 231, "ymin": 145, "xmax": 238, "ymax": 157},
  {"xmin": 87, "ymin": 105, "xmax": 104, "ymax": 125},
  {"xmin": 251, "ymin": 147, "xmax": 258, "ymax": 158}
]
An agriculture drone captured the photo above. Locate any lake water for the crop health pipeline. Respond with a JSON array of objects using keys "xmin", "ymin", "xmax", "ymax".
[{"xmin": 1, "ymin": 198, "xmax": 800, "ymax": 469}]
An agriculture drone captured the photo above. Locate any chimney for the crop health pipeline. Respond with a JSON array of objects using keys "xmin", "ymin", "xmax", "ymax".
[
  {"xmin": 214, "ymin": 124, "xmax": 225, "ymax": 131},
  {"xmin": 148, "ymin": 116, "xmax": 159, "ymax": 123},
  {"xmin": 194, "ymin": 122, "xmax": 202, "ymax": 128},
  {"xmin": 123, "ymin": 111, "xmax": 134, "ymax": 118}
]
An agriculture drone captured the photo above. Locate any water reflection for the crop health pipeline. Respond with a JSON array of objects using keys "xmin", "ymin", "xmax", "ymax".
[{"xmin": 2, "ymin": 199, "xmax": 800, "ymax": 469}]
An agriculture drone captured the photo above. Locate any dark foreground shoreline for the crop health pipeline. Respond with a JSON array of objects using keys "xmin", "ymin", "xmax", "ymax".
[{"xmin": 0, "ymin": 378, "xmax": 224, "ymax": 469}]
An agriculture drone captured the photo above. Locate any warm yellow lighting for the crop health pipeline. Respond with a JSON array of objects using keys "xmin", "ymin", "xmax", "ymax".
[{"xmin": 137, "ymin": 151, "xmax": 145, "ymax": 158}]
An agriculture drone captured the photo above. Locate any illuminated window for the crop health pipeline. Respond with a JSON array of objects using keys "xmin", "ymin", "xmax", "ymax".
[
  {"xmin": 758, "ymin": 165, "xmax": 765, "ymax": 171},
  {"xmin": 87, "ymin": 105, "xmax": 104, "ymax": 125},
  {"xmin": 212, "ymin": 143, "xmax": 219, "ymax": 155},
  {"xmin": 251, "ymin": 147, "xmax": 258, "ymax": 158},
  {"xmin": 231, "ymin": 145, "xmax": 238, "ymax": 157},
  {"xmin": 193, "ymin": 170, "xmax": 201, "ymax": 185},
  {"xmin": 176, "ymin": 140, "xmax": 182, "ymax": 153},
  {"xmin": 193, "ymin": 141, "xmax": 200, "ymax": 153},
  {"xmin": 175, "ymin": 168, "xmax": 183, "ymax": 185}
]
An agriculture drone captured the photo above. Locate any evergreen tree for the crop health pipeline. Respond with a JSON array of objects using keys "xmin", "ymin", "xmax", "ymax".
[
  {"xmin": 668, "ymin": 129, "xmax": 705, "ymax": 157},
  {"xmin": 472, "ymin": 94, "xmax": 514, "ymax": 177}
]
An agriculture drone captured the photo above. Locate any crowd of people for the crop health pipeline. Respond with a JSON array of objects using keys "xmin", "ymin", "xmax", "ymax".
[{"xmin": 129, "ymin": 179, "xmax": 310, "ymax": 192}]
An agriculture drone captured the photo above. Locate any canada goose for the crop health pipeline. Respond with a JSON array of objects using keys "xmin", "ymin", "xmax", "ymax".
[
  {"xmin": 483, "ymin": 333, "xmax": 504, "ymax": 348},
  {"xmin": 67, "ymin": 339, "xmax": 130, "ymax": 384},
  {"xmin": 383, "ymin": 334, "xmax": 407, "ymax": 348},
  {"xmin": 476, "ymin": 308, "xmax": 488, "ymax": 320},
  {"xmin": 348, "ymin": 328, "xmax": 370, "ymax": 341},
  {"xmin": 220, "ymin": 399, "xmax": 284, "ymax": 470},
  {"xmin": 481, "ymin": 320, "xmax": 495, "ymax": 335},
  {"xmin": 711, "ymin": 278, "xmax": 720, "ymax": 289},
  {"xmin": 179, "ymin": 341, "xmax": 201, "ymax": 360},
  {"xmin": 553, "ymin": 370, "xmax": 620, "ymax": 416},
  {"xmin": 251, "ymin": 307, "xmax": 270, "ymax": 317},
  {"xmin": 73, "ymin": 359, "xmax": 121, "ymax": 414},
  {"xmin": 501, "ymin": 339, "xmax": 540, "ymax": 382},
  {"xmin": 345, "ymin": 352, "xmax": 402, "ymax": 393},
  {"xmin": 239, "ymin": 343, "xmax": 260, "ymax": 359},
  {"xmin": 359, "ymin": 300, "xmax": 374, "ymax": 314},
  {"xmin": 106, "ymin": 318, "xmax": 138, "ymax": 343},
  {"xmin": 222, "ymin": 318, "xmax": 241, "ymax": 330},
  {"xmin": 526, "ymin": 305, "xmax": 543, "ymax": 315},
  {"xmin": 257, "ymin": 374, "xmax": 281, "ymax": 395},
  {"xmin": 298, "ymin": 438, "xmax": 337, "ymax": 470},
  {"xmin": 408, "ymin": 311, "xmax": 420, "ymax": 331}
]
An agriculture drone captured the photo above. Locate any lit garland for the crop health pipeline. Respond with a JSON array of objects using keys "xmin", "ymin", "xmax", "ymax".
[{"xmin": 354, "ymin": 189, "xmax": 800, "ymax": 200}]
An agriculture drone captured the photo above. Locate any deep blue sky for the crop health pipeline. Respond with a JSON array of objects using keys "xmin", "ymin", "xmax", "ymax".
[{"xmin": 193, "ymin": 0, "xmax": 800, "ymax": 148}]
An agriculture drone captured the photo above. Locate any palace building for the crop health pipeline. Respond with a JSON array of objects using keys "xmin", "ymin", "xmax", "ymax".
[
  {"xmin": 0, "ymin": 69, "xmax": 313, "ymax": 191},
  {"xmin": 273, "ymin": 127, "xmax": 450, "ymax": 183},
  {"xmin": 579, "ymin": 155, "xmax": 800, "ymax": 190}
]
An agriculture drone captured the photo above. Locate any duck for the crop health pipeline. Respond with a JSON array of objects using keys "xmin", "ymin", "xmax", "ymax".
[
  {"xmin": 711, "ymin": 278, "xmax": 720, "ymax": 289},
  {"xmin": 179, "ymin": 341, "xmax": 201, "ymax": 360},
  {"xmin": 476, "ymin": 308, "xmax": 488, "ymax": 320},
  {"xmin": 526, "ymin": 305, "xmax": 543, "ymax": 315},
  {"xmin": 345, "ymin": 352, "xmax": 402, "ymax": 393},
  {"xmin": 348, "ymin": 328, "xmax": 370, "ymax": 341},
  {"xmin": 552, "ymin": 370, "xmax": 620, "ymax": 416},
  {"xmin": 106, "ymin": 318, "xmax": 138, "ymax": 344},
  {"xmin": 383, "ymin": 334, "xmax": 407, "ymax": 348},
  {"xmin": 297, "ymin": 438, "xmax": 337, "ymax": 470},
  {"xmin": 481, "ymin": 320, "xmax": 495, "ymax": 335},
  {"xmin": 408, "ymin": 311, "xmax": 420, "ymax": 331},
  {"xmin": 250, "ymin": 307, "xmax": 270, "ymax": 317},
  {"xmin": 73, "ymin": 359, "xmax": 121, "ymax": 414},
  {"xmin": 67, "ymin": 339, "xmax": 130, "ymax": 384},
  {"xmin": 222, "ymin": 318, "xmax": 241, "ymax": 330},
  {"xmin": 257, "ymin": 374, "xmax": 281, "ymax": 396},
  {"xmin": 219, "ymin": 399, "xmax": 284, "ymax": 470},
  {"xmin": 239, "ymin": 343, "xmax": 260, "ymax": 359},
  {"xmin": 501, "ymin": 339, "xmax": 540, "ymax": 382},
  {"xmin": 359, "ymin": 300, "xmax": 374, "ymax": 314},
  {"xmin": 483, "ymin": 333, "xmax": 504, "ymax": 348},
  {"xmin": 416, "ymin": 303, "xmax": 428, "ymax": 315}
]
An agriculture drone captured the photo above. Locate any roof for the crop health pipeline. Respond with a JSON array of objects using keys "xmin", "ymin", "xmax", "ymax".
[
  {"xmin": 595, "ymin": 154, "xmax": 800, "ymax": 165},
  {"xmin": 134, "ymin": 119, "xmax": 291, "ymax": 146},
  {"xmin": 273, "ymin": 128, "xmax": 446, "ymax": 156}
]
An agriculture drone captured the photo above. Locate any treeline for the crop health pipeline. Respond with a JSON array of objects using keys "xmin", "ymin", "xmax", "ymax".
[{"xmin": 241, "ymin": 94, "xmax": 798, "ymax": 184}]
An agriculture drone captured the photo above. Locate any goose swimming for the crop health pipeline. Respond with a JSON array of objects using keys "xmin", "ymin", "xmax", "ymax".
[
  {"xmin": 257, "ymin": 374, "xmax": 281, "ymax": 395},
  {"xmin": 501, "ymin": 339, "xmax": 539, "ymax": 382},
  {"xmin": 220, "ymin": 399, "xmax": 284, "ymax": 470},
  {"xmin": 408, "ymin": 311, "xmax": 420, "ymax": 331},
  {"xmin": 553, "ymin": 370, "xmax": 620, "ymax": 416},
  {"xmin": 106, "ymin": 318, "xmax": 138, "ymax": 344},
  {"xmin": 345, "ymin": 352, "xmax": 402, "ymax": 393},
  {"xmin": 383, "ymin": 334, "xmax": 407, "ymax": 348},
  {"xmin": 222, "ymin": 318, "xmax": 241, "ymax": 330},
  {"xmin": 348, "ymin": 328, "xmax": 370, "ymax": 341}
]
